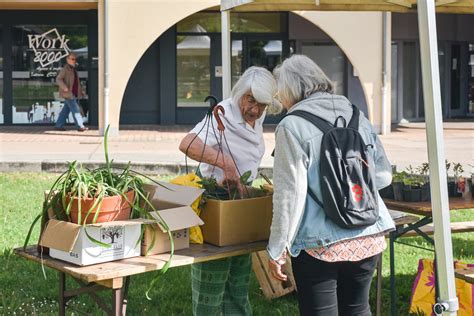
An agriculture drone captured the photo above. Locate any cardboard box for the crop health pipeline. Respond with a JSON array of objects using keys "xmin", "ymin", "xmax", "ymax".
[
  {"xmin": 200, "ymin": 195, "xmax": 273, "ymax": 246},
  {"xmin": 141, "ymin": 182, "xmax": 204, "ymax": 255},
  {"xmin": 40, "ymin": 218, "xmax": 142, "ymax": 266}
]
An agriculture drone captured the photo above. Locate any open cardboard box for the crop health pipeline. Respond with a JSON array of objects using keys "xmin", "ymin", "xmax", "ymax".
[
  {"xmin": 141, "ymin": 182, "xmax": 204, "ymax": 255},
  {"xmin": 39, "ymin": 218, "xmax": 142, "ymax": 266},
  {"xmin": 200, "ymin": 193, "xmax": 273, "ymax": 247}
]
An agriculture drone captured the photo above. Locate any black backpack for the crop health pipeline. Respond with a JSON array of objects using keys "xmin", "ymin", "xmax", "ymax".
[{"xmin": 286, "ymin": 104, "xmax": 379, "ymax": 229}]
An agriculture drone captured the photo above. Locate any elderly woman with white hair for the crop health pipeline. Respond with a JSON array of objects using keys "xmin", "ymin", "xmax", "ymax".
[
  {"xmin": 267, "ymin": 55, "xmax": 394, "ymax": 316},
  {"xmin": 179, "ymin": 66, "xmax": 280, "ymax": 316}
]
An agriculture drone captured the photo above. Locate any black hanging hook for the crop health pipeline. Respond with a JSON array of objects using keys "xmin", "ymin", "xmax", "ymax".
[{"xmin": 204, "ymin": 95, "xmax": 219, "ymax": 113}]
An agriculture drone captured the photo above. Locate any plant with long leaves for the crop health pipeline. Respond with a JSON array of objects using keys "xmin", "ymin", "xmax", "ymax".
[{"xmin": 23, "ymin": 125, "xmax": 174, "ymax": 299}]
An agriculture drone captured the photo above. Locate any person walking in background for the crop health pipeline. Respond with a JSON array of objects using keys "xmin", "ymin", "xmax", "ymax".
[
  {"xmin": 55, "ymin": 52, "xmax": 88, "ymax": 132},
  {"xmin": 267, "ymin": 55, "xmax": 395, "ymax": 316},
  {"xmin": 179, "ymin": 66, "xmax": 281, "ymax": 315}
]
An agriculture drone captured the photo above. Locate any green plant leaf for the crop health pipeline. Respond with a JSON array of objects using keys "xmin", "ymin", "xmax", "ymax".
[
  {"xmin": 240, "ymin": 170, "xmax": 252, "ymax": 185},
  {"xmin": 84, "ymin": 228, "xmax": 112, "ymax": 248}
]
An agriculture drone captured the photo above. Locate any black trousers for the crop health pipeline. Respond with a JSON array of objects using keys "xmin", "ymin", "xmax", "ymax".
[{"xmin": 291, "ymin": 251, "xmax": 380, "ymax": 316}]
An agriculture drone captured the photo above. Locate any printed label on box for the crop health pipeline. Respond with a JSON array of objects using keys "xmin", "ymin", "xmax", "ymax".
[{"xmin": 100, "ymin": 225, "xmax": 125, "ymax": 257}]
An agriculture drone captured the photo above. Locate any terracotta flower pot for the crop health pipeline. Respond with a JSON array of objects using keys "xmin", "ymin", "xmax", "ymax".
[{"xmin": 68, "ymin": 190, "xmax": 135, "ymax": 225}]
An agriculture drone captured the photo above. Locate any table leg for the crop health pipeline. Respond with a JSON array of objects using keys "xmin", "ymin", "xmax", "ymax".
[
  {"xmin": 390, "ymin": 231, "xmax": 397, "ymax": 316},
  {"xmin": 59, "ymin": 272, "xmax": 66, "ymax": 316},
  {"xmin": 388, "ymin": 215, "xmax": 434, "ymax": 316},
  {"xmin": 376, "ymin": 255, "xmax": 383, "ymax": 316},
  {"xmin": 122, "ymin": 277, "xmax": 130, "ymax": 315},
  {"xmin": 112, "ymin": 287, "xmax": 123, "ymax": 316}
]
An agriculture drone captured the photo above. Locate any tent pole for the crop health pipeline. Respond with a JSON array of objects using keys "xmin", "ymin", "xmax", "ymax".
[
  {"xmin": 417, "ymin": 1, "xmax": 458, "ymax": 314},
  {"xmin": 221, "ymin": 9, "xmax": 231, "ymax": 99}
]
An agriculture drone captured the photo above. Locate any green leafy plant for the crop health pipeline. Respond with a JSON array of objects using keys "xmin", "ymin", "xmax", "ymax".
[
  {"xmin": 453, "ymin": 163, "xmax": 464, "ymax": 179},
  {"xmin": 22, "ymin": 125, "xmax": 173, "ymax": 299},
  {"xmin": 393, "ymin": 171, "xmax": 409, "ymax": 183},
  {"xmin": 445, "ymin": 160, "xmax": 452, "ymax": 179},
  {"xmin": 199, "ymin": 171, "xmax": 269, "ymax": 202},
  {"xmin": 417, "ymin": 163, "xmax": 429, "ymax": 177},
  {"xmin": 395, "ymin": 165, "xmax": 427, "ymax": 188}
]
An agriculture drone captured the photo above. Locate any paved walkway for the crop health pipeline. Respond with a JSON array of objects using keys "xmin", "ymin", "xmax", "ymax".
[{"xmin": 0, "ymin": 123, "xmax": 472, "ymax": 175}]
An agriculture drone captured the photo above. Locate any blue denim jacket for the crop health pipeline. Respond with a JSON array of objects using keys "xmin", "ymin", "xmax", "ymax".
[{"xmin": 267, "ymin": 93, "xmax": 395, "ymax": 260}]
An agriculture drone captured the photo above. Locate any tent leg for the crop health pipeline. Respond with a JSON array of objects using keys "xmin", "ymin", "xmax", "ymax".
[
  {"xmin": 416, "ymin": 0, "xmax": 458, "ymax": 314},
  {"xmin": 221, "ymin": 9, "xmax": 231, "ymax": 99}
]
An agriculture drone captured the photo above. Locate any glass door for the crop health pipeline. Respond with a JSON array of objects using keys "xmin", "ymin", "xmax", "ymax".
[
  {"xmin": 468, "ymin": 43, "xmax": 474, "ymax": 116},
  {"xmin": 247, "ymin": 37, "xmax": 283, "ymax": 72},
  {"xmin": 11, "ymin": 25, "xmax": 90, "ymax": 125},
  {"xmin": 176, "ymin": 34, "xmax": 212, "ymax": 108},
  {"xmin": 245, "ymin": 35, "xmax": 286, "ymax": 124}
]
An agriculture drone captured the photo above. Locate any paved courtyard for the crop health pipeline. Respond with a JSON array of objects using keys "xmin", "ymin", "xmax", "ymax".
[{"xmin": 0, "ymin": 122, "xmax": 472, "ymax": 174}]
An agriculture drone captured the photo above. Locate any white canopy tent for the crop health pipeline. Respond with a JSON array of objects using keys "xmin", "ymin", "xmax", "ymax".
[{"xmin": 220, "ymin": 1, "xmax": 474, "ymax": 315}]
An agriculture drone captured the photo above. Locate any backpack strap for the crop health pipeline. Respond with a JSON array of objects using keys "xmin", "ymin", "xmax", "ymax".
[
  {"xmin": 281, "ymin": 110, "xmax": 327, "ymax": 209},
  {"xmin": 347, "ymin": 104, "xmax": 360, "ymax": 129},
  {"xmin": 286, "ymin": 110, "xmax": 333, "ymax": 134}
]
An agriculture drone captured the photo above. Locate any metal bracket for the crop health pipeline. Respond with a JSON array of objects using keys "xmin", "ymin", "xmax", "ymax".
[{"xmin": 433, "ymin": 297, "xmax": 459, "ymax": 315}]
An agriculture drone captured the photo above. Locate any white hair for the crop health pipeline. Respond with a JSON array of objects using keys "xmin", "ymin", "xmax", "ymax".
[
  {"xmin": 273, "ymin": 54, "xmax": 334, "ymax": 106},
  {"xmin": 231, "ymin": 66, "xmax": 282, "ymax": 115}
]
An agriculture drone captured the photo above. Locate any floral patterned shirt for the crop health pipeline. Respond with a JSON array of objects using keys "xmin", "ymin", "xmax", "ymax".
[{"xmin": 305, "ymin": 233, "xmax": 386, "ymax": 262}]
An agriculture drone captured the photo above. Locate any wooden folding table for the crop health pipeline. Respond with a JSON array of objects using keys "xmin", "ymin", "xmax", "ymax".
[{"xmin": 15, "ymin": 241, "xmax": 267, "ymax": 316}]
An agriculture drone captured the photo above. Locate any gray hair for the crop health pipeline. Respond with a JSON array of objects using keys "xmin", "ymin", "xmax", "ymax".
[
  {"xmin": 231, "ymin": 66, "xmax": 282, "ymax": 115},
  {"xmin": 273, "ymin": 54, "xmax": 334, "ymax": 106}
]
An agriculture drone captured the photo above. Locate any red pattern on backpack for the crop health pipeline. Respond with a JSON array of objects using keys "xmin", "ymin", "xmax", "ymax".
[{"xmin": 352, "ymin": 183, "xmax": 363, "ymax": 202}]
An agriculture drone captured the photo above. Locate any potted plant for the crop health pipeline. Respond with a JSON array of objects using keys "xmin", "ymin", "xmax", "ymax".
[
  {"xmin": 23, "ymin": 126, "xmax": 173, "ymax": 268},
  {"xmin": 417, "ymin": 162, "xmax": 431, "ymax": 201},
  {"xmin": 470, "ymin": 164, "xmax": 474, "ymax": 197},
  {"xmin": 450, "ymin": 163, "xmax": 464, "ymax": 197},
  {"xmin": 396, "ymin": 165, "xmax": 430, "ymax": 202},
  {"xmin": 391, "ymin": 170, "xmax": 408, "ymax": 201},
  {"xmin": 446, "ymin": 160, "xmax": 457, "ymax": 197},
  {"xmin": 23, "ymin": 126, "xmax": 173, "ymax": 298}
]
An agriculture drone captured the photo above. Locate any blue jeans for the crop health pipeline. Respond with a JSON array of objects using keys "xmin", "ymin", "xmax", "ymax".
[{"xmin": 55, "ymin": 98, "xmax": 84, "ymax": 129}]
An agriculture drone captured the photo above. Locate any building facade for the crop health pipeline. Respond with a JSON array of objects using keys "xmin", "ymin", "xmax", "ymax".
[{"xmin": 0, "ymin": 0, "xmax": 472, "ymax": 133}]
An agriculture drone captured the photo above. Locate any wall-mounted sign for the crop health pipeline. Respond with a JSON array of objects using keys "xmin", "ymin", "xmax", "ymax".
[{"xmin": 28, "ymin": 28, "xmax": 70, "ymax": 68}]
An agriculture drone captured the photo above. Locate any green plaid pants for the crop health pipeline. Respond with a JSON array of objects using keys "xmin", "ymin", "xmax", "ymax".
[{"xmin": 191, "ymin": 254, "xmax": 252, "ymax": 316}]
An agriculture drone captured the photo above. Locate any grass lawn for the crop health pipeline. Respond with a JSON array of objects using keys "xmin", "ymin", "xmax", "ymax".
[{"xmin": 1, "ymin": 172, "xmax": 473, "ymax": 315}]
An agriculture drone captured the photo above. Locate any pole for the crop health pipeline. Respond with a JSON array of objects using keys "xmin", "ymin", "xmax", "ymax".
[
  {"xmin": 221, "ymin": 9, "xmax": 231, "ymax": 99},
  {"xmin": 417, "ymin": 1, "xmax": 458, "ymax": 314},
  {"xmin": 381, "ymin": 12, "xmax": 390, "ymax": 135},
  {"xmin": 102, "ymin": 0, "xmax": 109, "ymax": 136}
]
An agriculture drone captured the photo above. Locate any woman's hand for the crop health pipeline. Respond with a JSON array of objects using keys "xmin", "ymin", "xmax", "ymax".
[
  {"xmin": 221, "ymin": 158, "xmax": 244, "ymax": 197},
  {"xmin": 268, "ymin": 253, "xmax": 288, "ymax": 281}
]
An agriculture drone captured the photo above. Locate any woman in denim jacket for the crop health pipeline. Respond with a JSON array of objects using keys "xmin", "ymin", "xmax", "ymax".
[{"xmin": 267, "ymin": 55, "xmax": 395, "ymax": 316}]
